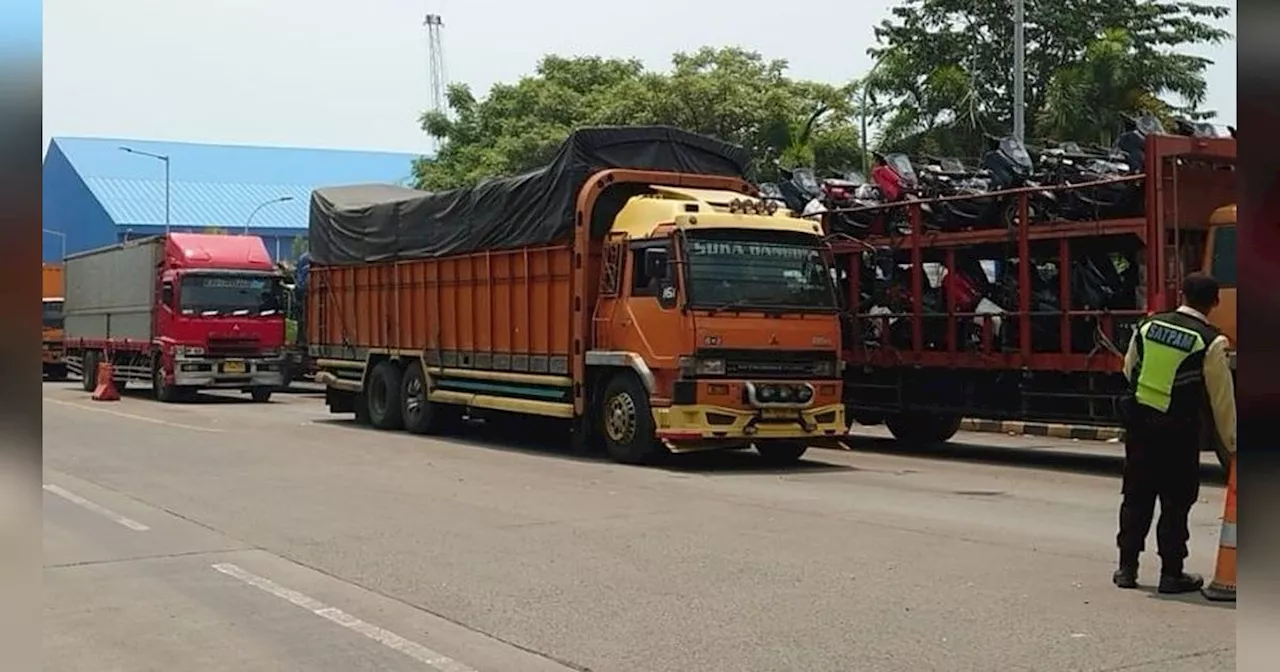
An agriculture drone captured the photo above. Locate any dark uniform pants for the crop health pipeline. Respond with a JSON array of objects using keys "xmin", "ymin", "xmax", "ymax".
[{"xmin": 1117, "ymin": 416, "xmax": 1202, "ymax": 573}]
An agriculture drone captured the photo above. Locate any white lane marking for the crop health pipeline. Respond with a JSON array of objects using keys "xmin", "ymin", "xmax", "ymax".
[
  {"xmin": 42, "ymin": 484, "xmax": 150, "ymax": 531},
  {"xmin": 43, "ymin": 397, "xmax": 221, "ymax": 433},
  {"xmin": 211, "ymin": 563, "xmax": 478, "ymax": 672}
]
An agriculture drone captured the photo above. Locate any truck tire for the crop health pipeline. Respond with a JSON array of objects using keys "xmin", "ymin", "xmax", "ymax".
[
  {"xmin": 756, "ymin": 440, "xmax": 809, "ymax": 465},
  {"xmin": 250, "ymin": 387, "xmax": 273, "ymax": 403},
  {"xmin": 46, "ymin": 364, "xmax": 68, "ymax": 381},
  {"xmin": 81, "ymin": 351, "xmax": 99, "ymax": 392},
  {"xmin": 599, "ymin": 373, "xmax": 662, "ymax": 465},
  {"xmin": 885, "ymin": 412, "xmax": 962, "ymax": 446},
  {"xmin": 400, "ymin": 362, "xmax": 459, "ymax": 435},
  {"xmin": 152, "ymin": 362, "xmax": 185, "ymax": 403},
  {"xmin": 365, "ymin": 360, "xmax": 404, "ymax": 430}
]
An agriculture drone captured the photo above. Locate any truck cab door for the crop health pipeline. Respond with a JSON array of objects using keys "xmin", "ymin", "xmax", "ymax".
[{"xmin": 610, "ymin": 239, "xmax": 694, "ymax": 378}]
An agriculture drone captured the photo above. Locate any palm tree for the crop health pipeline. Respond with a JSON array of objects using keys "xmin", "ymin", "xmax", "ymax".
[{"xmin": 1036, "ymin": 28, "xmax": 1203, "ymax": 146}]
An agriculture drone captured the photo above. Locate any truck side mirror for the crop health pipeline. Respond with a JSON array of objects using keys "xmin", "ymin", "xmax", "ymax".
[{"xmin": 161, "ymin": 282, "xmax": 174, "ymax": 309}]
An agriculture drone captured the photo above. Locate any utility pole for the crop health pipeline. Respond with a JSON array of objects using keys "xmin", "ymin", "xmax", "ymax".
[
  {"xmin": 1013, "ymin": 0, "xmax": 1026, "ymax": 142},
  {"xmin": 424, "ymin": 13, "xmax": 447, "ymax": 153}
]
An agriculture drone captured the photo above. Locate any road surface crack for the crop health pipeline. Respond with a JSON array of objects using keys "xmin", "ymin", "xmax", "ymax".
[{"xmin": 44, "ymin": 546, "xmax": 253, "ymax": 570}]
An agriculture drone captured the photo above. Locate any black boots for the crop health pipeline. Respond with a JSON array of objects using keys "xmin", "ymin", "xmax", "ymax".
[
  {"xmin": 1113, "ymin": 565, "xmax": 1139, "ymax": 589},
  {"xmin": 1113, "ymin": 562, "xmax": 1205, "ymax": 593},
  {"xmin": 1157, "ymin": 572, "xmax": 1205, "ymax": 594}
]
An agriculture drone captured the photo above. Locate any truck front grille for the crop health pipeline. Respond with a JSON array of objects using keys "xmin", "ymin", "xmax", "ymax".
[
  {"xmin": 208, "ymin": 336, "xmax": 262, "ymax": 357},
  {"xmin": 698, "ymin": 349, "xmax": 836, "ymax": 379}
]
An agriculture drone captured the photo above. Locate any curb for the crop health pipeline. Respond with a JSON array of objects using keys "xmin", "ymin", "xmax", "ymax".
[{"xmin": 959, "ymin": 419, "xmax": 1125, "ymax": 442}]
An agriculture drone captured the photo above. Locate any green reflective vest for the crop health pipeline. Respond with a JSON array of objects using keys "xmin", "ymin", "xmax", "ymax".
[{"xmin": 1131, "ymin": 312, "xmax": 1216, "ymax": 413}]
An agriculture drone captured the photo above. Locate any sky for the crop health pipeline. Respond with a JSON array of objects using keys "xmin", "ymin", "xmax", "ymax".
[{"xmin": 42, "ymin": 0, "xmax": 1237, "ymax": 156}]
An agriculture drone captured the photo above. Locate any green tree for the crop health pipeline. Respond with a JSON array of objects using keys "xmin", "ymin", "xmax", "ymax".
[
  {"xmin": 864, "ymin": 0, "xmax": 1230, "ymax": 154},
  {"xmin": 202, "ymin": 226, "xmax": 228, "ymax": 235},
  {"xmin": 414, "ymin": 47, "xmax": 862, "ymax": 189},
  {"xmin": 290, "ymin": 235, "xmax": 308, "ymax": 260}
]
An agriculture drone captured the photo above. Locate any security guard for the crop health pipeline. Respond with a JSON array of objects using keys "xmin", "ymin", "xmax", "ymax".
[{"xmin": 1114, "ymin": 272, "xmax": 1236, "ymax": 592}]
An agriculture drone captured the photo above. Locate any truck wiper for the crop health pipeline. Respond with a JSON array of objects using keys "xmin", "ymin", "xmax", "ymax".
[{"xmin": 704, "ymin": 298, "xmax": 755, "ymax": 315}]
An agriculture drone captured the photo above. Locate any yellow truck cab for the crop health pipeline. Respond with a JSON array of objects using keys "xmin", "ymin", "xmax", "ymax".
[{"xmin": 1203, "ymin": 204, "xmax": 1236, "ymax": 369}]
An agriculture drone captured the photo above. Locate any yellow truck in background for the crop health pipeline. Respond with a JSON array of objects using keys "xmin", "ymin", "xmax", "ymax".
[
  {"xmin": 43, "ymin": 263, "xmax": 68, "ymax": 380},
  {"xmin": 1204, "ymin": 204, "xmax": 1235, "ymax": 370}
]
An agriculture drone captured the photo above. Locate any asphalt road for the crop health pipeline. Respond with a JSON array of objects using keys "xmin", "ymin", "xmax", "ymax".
[{"xmin": 43, "ymin": 382, "xmax": 1235, "ymax": 672}]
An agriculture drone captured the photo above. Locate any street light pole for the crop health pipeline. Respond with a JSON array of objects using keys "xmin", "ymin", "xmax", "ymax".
[
  {"xmin": 860, "ymin": 49, "xmax": 897, "ymax": 173},
  {"xmin": 243, "ymin": 195, "xmax": 295, "ymax": 235},
  {"xmin": 119, "ymin": 146, "xmax": 172, "ymax": 234},
  {"xmin": 43, "ymin": 228, "xmax": 66, "ymax": 260},
  {"xmin": 1013, "ymin": 0, "xmax": 1026, "ymax": 142}
]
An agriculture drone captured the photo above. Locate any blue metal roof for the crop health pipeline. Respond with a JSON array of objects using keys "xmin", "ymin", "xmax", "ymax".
[{"xmin": 48, "ymin": 137, "xmax": 424, "ymax": 230}]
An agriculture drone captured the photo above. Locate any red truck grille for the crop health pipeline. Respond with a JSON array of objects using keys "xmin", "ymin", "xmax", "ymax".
[{"xmin": 207, "ymin": 336, "xmax": 262, "ymax": 357}]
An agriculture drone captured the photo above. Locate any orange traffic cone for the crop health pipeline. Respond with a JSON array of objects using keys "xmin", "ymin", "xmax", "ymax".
[
  {"xmin": 91, "ymin": 361, "xmax": 120, "ymax": 402},
  {"xmin": 1202, "ymin": 456, "xmax": 1236, "ymax": 602}
]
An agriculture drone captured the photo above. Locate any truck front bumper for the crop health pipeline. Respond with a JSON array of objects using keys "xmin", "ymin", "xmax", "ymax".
[
  {"xmin": 651, "ymin": 403, "xmax": 847, "ymax": 452},
  {"xmin": 172, "ymin": 357, "xmax": 288, "ymax": 388}
]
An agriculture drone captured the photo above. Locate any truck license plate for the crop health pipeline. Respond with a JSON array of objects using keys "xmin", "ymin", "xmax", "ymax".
[
  {"xmin": 761, "ymin": 408, "xmax": 797, "ymax": 420},
  {"xmin": 222, "ymin": 360, "xmax": 246, "ymax": 374}
]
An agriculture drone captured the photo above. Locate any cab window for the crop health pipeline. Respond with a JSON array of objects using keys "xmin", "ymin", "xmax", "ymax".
[{"xmin": 630, "ymin": 242, "xmax": 670, "ymax": 298}]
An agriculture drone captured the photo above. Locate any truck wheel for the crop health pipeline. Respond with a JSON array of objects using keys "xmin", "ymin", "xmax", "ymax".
[
  {"xmin": 885, "ymin": 412, "xmax": 962, "ymax": 445},
  {"xmin": 400, "ymin": 362, "xmax": 459, "ymax": 435},
  {"xmin": 46, "ymin": 364, "xmax": 68, "ymax": 381},
  {"xmin": 365, "ymin": 361, "xmax": 404, "ymax": 430},
  {"xmin": 81, "ymin": 351, "xmax": 99, "ymax": 392},
  {"xmin": 756, "ymin": 440, "xmax": 809, "ymax": 465},
  {"xmin": 599, "ymin": 374, "xmax": 661, "ymax": 465},
  {"xmin": 152, "ymin": 363, "xmax": 184, "ymax": 403},
  {"xmin": 250, "ymin": 387, "xmax": 273, "ymax": 403}
]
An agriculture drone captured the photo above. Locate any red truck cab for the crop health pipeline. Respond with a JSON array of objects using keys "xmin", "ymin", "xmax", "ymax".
[
  {"xmin": 154, "ymin": 234, "xmax": 288, "ymax": 396},
  {"xmin": 63, "ymin": 233, "xmax": 288, "ymax": 402}
]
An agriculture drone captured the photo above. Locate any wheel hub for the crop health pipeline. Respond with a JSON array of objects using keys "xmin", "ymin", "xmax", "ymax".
[
  {"xmin": 604, "ymin": 392, "xmax": 638, "ymax": 444},
  {"xmin": 405, "ymin": 377, "xmax": 423, "ymax": 414}
]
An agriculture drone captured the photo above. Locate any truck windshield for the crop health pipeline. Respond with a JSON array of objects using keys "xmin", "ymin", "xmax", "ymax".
[
  {"xmin": 180, "ymin": 274, "xmax": 283, "ymax": 316},
  {"xmin": 43, "ymin": 299, "xmax": 64, "ymax": 329},
  {"xmin": 684, "ymin": 232, "xmax": 836, "ymax": 311}
]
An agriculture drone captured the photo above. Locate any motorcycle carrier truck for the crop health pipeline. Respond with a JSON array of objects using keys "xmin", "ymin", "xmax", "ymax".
[
  {"xmin": 307, "ymin": 127, "xmax": 846, "ymax": 465},
  {"xmin": 825, "ymin": 129, "xmax": 1236, "ymax": 469},
  {"xmin": 62, "ymin": 233, "xmax": 289, "ymax": 402}
]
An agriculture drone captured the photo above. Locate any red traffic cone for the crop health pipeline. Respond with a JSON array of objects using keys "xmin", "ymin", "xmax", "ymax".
[
  {"xmin": 1202, "ymin": 457, "xmax": 1236, "ymax": 602},
  {"xmin": 91, "ymin": 361, "xmax": 120, "ymax": 402}
]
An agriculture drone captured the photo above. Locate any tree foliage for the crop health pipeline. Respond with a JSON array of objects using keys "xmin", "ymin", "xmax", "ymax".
[
  {"xmin": 414, "ymin": 48, "xmax": 862, "ymax": 190},
  {"xmin": 864, "ymin": 0, "xmax": 1230, "ymax": 154}
]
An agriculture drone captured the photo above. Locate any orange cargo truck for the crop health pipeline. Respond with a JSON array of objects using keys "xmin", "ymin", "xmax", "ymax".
[
  {"xmin": 307, "ymin": 127, "xmax": 846, "ymax": 464},
  {"xmin": 42, "ymin": 263, "xmax": 68, "ymax": 380},
  {"xmin": 1204, "ymin": 203, "xmax": 1235, "ymax": 370}
]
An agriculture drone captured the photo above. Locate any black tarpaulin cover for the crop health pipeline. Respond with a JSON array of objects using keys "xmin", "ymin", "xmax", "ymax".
[{"xmin": 308, "ymin": 126, "xmax": 753, "ymax": 265}]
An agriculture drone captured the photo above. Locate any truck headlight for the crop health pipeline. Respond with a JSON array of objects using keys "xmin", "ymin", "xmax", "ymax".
[
  {"xmin": 812, "ymin": 360, "xmax": 836, "ymax": 378},
  {"xmin": 695, "ymin": 359, "xmax": 726, "ymax": 376}
]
